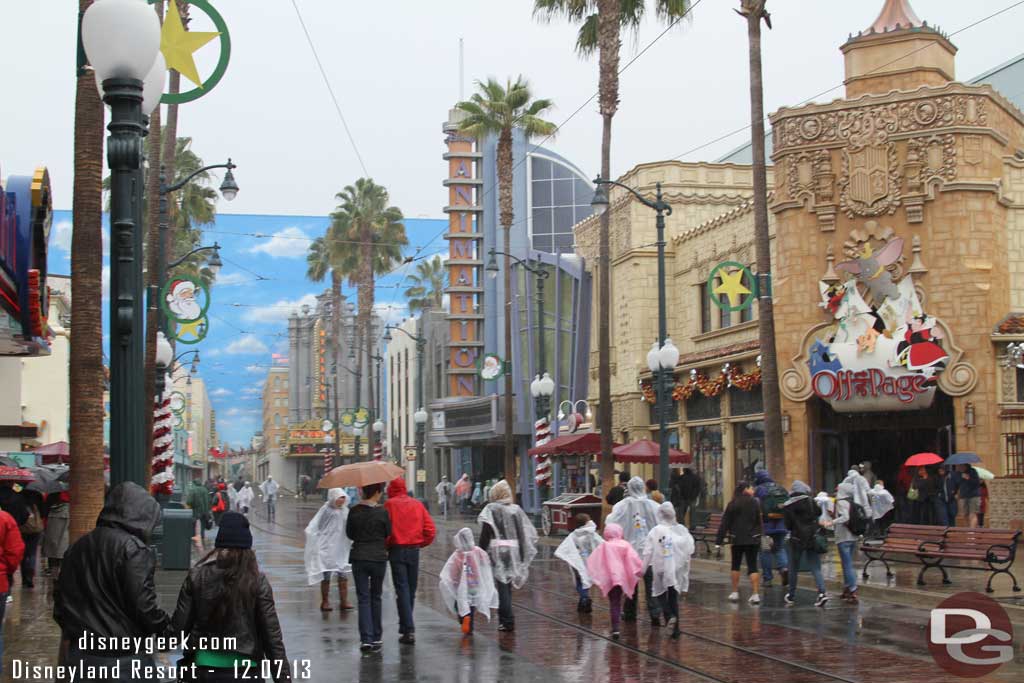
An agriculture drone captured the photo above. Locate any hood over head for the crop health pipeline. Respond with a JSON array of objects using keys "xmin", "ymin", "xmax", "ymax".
[
  {"xmin": 489, "ymin": 479, "xmax": 513, "ymax": 504},
  {"xmin": 386, "ymin": 477, "xmax": 408, "ymax": 499},
  {"xmin": 571, "ymin": 520, "xmax": 597, "ymax": 537},
  {"xmin": 838, "ymin": 482, "xmax": 856, "ymax": 498},
  {"xmin": 657, "ymin": 501, "xmax": 677, "ymax": 525},
  {"xmin": 626, "ymin": 476, "xmax": 647, "ymax": 499},
  {"xmin": 97, "ymin": 482, "xmax": 162, "ymax": 541},
  {"xmin": 790, "ymin": 480, "xmax": 811, "ymax": 496},
  {"xmin": 602, "ymin": 522, "xmax": 624, "ymax": 541},
  {"xmin": 754, "ymin": 470, "xmax": 773, "ymax": 486},
  {"xmin": 454, "ymin": 527, "xmax": 476, "ymax": 552},
  {"xmin": 328, "ymin": 488, "xmax": 347, "ymax": 506},
  {"xmin": 243, "ymin": 481, "xmax": 250, "ymax": 487}
]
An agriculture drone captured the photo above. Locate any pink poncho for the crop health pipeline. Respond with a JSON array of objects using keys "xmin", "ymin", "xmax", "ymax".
[{"xmin": 585, "ymin": 522, "xmax": 644, "ymax": 597}]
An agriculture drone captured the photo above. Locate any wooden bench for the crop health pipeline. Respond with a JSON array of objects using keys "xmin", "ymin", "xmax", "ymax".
[
  {"xmin": 915, "ymin": 528, "xmax": 1021, "ymax": 593},
  {"xmin": 693, "ymin": 513, "xmax": 724, "ymax": 558},
  {"xmin": 861, "ymin": 524, "xmax": 947, "ymax": 579}
]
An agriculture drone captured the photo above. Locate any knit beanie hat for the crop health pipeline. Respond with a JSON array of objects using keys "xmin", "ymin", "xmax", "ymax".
[{"xmin": 215, "ymin": 511, "xmax": 252, "ymax": 549}]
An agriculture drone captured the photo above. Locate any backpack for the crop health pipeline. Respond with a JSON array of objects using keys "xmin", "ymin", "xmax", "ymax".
[
  {"xmin": 841, "ymin": 497, "xmax": 868, "ymax": 536},
  {"xmin": 761, "ymin": 483, "xmax": 789, "ymax": 519}
]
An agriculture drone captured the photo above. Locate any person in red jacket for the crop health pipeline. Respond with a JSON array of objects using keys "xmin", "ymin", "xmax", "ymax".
[
  {"xmin": 384, "ymin": 477, "xmax": 435, "ymax": 645},
  {"xmin": 1, "ymin": 508, "xmax": 26, "ymax": 675}
]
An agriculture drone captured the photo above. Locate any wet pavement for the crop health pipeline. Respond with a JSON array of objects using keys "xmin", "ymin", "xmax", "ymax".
[{"xmin": 3, "ymin": 497, "xmax": 1023, "ymax": 682}]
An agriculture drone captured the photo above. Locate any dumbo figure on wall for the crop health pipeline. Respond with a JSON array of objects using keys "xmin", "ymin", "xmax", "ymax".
[{"xmin": 835, "ymin": 238, "xmax": 904, "ymax": 303}]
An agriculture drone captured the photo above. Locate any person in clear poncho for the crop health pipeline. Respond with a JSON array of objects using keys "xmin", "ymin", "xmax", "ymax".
[
  {"xmin": 304, "ymin": 488, "xmax": 353, "ymax": 611},
  {"xmin": 606, "ymin": 476, "xmax": 662, "ymax": 624},
  {"xmin": 842, "ymin": 468, "xmax": 875, "ymax": 520},
  {"xmin": 641, "ymin": 502, "xmax": 695, "ymax": 638},
  {"xmin": 439, "ymin": 527, "xmax": 498, "ymax": 635},
  {"xmin": 868, "ymin": 481, "xmax": 895, "ymax": 535},
  {"xmin": 477, "ymin": 480, "xmax": 538, "ymax": 632},
  {"xmin": 554, "ymin": 513, "xmax": 604, "ymax": 613}
]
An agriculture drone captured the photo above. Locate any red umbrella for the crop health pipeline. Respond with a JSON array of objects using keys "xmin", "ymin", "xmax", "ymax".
[
  {"xmin": 612, "ymin": 439, "xmax": 692, "ymax": 465},
  {"xmin": 0, "ymin": 466, "xmax": 36, "ymax": 483},
  {"xmin": 903, "ymin": 452, "xmax": 943, "ymax": 467}
]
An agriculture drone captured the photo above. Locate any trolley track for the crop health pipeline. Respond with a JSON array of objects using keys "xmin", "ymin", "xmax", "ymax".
[{"xmin": 249, "ymin": 517, "xmax": 862, "ymax": 683}]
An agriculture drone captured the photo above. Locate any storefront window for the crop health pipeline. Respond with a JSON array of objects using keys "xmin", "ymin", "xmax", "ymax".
[
  {"xmin": 734, "ymin": 420, "xmax": 765, "ymax": 485},
  {"xmin": 685, "ymin": 393, "xmax": 721, "ymax": 421},
  {"xmin": 729, "ymin": 386, "xmax": 763, "ymax": 416},
  {"xmin": 690, "ymin": 425, "xmax": 723, "ymax": 511}
]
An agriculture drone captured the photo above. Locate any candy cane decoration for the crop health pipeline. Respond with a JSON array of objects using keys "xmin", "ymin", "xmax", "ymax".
[
  {"xmin": 534, "ymin": 416, "xmax": 552, "ymax": 486},
  {"xmin": 150, "ymin": 386, "xmax": 175, "ymax": 496},
  {"xmin": 373, "ymin": 441, "xmax": 383, "ymax": 461},
  {"xmin": 323, "ymin": 448, "xmax": 333, "ymax": 476}
]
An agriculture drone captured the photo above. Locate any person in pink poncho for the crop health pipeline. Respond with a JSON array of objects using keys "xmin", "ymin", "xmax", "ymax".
[{"xmin": 585, "ymin": 522, "xmax": 643, "ymax": 640}]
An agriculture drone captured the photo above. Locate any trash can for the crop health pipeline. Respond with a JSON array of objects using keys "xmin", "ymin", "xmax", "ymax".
[{"xmin": 156, "ymin": 503, "xmax": 193, "ymax": 570}]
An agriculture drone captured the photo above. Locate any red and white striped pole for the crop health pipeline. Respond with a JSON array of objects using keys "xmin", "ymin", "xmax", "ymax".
[
  {"xmin": 373, "ymin": 440, "xmax": 383, "ymax": 461},
  {"xmin": 534, "ymin": 416, "xmax": 551, "ymax": 486}
]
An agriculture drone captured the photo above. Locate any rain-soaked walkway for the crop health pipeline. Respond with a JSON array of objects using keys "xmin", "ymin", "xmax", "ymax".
[{"xmin": 3, "ymin": 497, "xmax": 1023, "ymax": 682}]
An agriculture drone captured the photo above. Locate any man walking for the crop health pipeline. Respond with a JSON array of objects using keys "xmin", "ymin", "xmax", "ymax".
[
  {"xmin": 384, "ymin": 477, "xmax": 436, "ymax": 645},
  {"xmin": 753, "ymin": 470, "xmax": 789, "ymax": 588},
  {"xmin": 185, "ymin": 476, "xmax": 211, "ymax": 546},
  {"xmin": 261, "ymin": 476, "xmax": 279, "ymax": 523},
  {"xmin": 54, "ymin": 483, "xmax": 171, "ymax": 677},
  {"xmin": 674, "ymin": 468, "xmax": 703, "ymax": 527}
]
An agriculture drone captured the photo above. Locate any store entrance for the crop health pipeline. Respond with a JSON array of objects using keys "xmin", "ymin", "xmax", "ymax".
[{"xmin": 812, "ymin": 393, "xmax": 955, "ymax": 494}]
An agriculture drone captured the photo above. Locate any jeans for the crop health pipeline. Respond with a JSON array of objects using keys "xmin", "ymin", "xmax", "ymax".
[
  {"xmin": 573, "ymin": 571, "xmax": 590, "ymax": 602},
  {"xmin": 496, "ymin": 580, "xmax": 514, "ymax": 627},
  {"xmin": 760, "ymin": 532, "xmax": 789, "ymax": 582},
  {"xmin": 351, "ymin": 560, "xmax": 387, "ymax": 644},
  {"xmin": 934, "ymin": 498, "xmax": 950, "ymax": 526},
  {"xmin": 787, "ymin": 541, "xmax": 826, "ymax": 598},
  {"xmin": 608, "ymin": 587, "xmax": 623, "ymax": 631},
  {"xmin": 20, "ymin": 533, "xmax": 40, "ymax": 584},
  {"xmin": 623, "ymin": 567, "xmax": 661, "ymax": 621},
  {"xmin": 945, "ymin": 500, "xmax": 958, "ymax": 527},
  {"xmin": 266, "ymin": 497, "xmax": 276, "ymax": 521},
  {"xmin": 659, "ymin": 587, "xmax": 679, "ymax": 625},
  {"xmin": 837, "ymin": 540, "xmax": 858, "ymax": 592},
  {"xmin": 389, "ymin": 547, "xmax": 420, "ymax": 635}
]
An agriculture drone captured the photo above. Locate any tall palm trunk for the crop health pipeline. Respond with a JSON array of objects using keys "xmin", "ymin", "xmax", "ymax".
[
  {"xmin": 69, "ymin": 0, "xmax": 107, "ymax": 542},
  {"xmin": 597, "ymin": 0, "xmax": 620, "ymax": 510},
  {"xmin": 497, "ymin": 127, "xmax": 515, "ymax": 495},
  {"xmin": 143, "ymin": 0, "xmax": 164, "ymax": 487},
  {"xmin": 358, "ymin": 225, "xmax": 373, "ymax": 458},
  {"xmin": 741, "ymin": 1, "xmax": 784, "ymax": 477}
]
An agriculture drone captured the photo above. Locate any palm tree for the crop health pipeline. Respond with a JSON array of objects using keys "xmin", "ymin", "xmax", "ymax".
[
  {"xmin": 329, "ymin": 179, "xmax": 408, "ymax": 445},
  {"xmin": 69, "ymin": 0, "xmax": 107, "ymax": 542},
  {"xmin": 455, "ymin": 77, "xmax": 556, "ymax": 495},
  {"xmin": 404, "ymin": 255, "xmax": 446, "ymax": 314},
  {"xmin": 738, "ymin": 0, "xmax": 784, "ymax": 476},
  {"xmin": 534, "ymin": 0, "xmax": 690, "ymax": 504},
  {"xmin": 306, "ymin": 231, "xmax": 346, "ymax": 359}
]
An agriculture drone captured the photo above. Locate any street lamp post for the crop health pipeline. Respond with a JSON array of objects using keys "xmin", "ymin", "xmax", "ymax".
[
  {"xmin": 82, "ymin": 0, "xmax": 164, "ymax": 487},
  {"xmin": 384, "ymin": 325, "xmax": 426, "ymax": 491},
  {"xmin": 486, "ymin": 249, "xmax": 552, "ymax": 499},
  {"xmin": 592, "ymin": 178, "xmax": 676, "ymax": 497}
]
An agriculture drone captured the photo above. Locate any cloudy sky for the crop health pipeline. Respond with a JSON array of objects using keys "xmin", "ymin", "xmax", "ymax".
[{"xmin": 7, "ymin": 0, "xmax": 1024, "ymax": 445}]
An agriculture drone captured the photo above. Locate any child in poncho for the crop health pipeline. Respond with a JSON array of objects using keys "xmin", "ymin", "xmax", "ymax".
[
  {"xmin": 303, "ymin": 488, "xmax": 353, "ymax": 611},
  {"xmin": 585, "ymin": 522, "xmax": 643, "ymax": 640},
  {"xmin": 641, "ymin": 502, "xmax": 695, "ymax": 639},
  {"xmin": 554, "ymin": 513, "xmax": 604, "ymax": 613},
  {"xmin": 439, "ymin": 527, "xmax": 498, "ymax": 635}
]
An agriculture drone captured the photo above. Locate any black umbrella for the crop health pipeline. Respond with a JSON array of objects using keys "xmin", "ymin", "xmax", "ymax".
[{"xmin": 26, "ymin": 465, "xmax": 70, "ymax": 495}]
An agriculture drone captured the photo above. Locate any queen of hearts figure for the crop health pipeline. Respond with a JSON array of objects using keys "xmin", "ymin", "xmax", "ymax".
[{"xmin": 896, "ymin": 314, "xmax": 948, "ymax": 377}]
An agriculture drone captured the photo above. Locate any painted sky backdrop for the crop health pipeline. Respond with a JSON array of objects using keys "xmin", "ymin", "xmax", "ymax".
[{"xmin": 48, "ymin": 209, "xmax": 447, "ymax": 447}]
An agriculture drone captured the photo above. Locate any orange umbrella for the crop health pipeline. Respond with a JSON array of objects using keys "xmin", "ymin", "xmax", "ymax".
[
  {"xmin": 903, "ymin": 452, "xmax": 943, "ymax": 467},
  {"xmin": 317, "ymin": 461, "xmax": 404, "ymax": 489}
]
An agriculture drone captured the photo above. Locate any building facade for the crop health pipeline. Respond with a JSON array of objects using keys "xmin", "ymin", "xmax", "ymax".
[
  {"xmin": 260, "ymin": 365, "xmax": 289, "ymax": 484},
  {"xmin": 386, "ymin": 316, "xmax": 420, "ymax": 493}
]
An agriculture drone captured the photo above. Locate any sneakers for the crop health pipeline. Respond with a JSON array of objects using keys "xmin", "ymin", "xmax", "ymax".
[
  {"xmin": 665, "ymin": 616, "xmax": 678, "ymax": 631},
  {"xmin": 784, "ymin": 593, "xmax": 795, "ymax": 606},
  {"xmin": 359, "ymin": 643, "xmax": 372, "ymax": 652},
  {"xmin": 815, "ymin": 592, "xmax": 829, "ymax": 607},
  {"xmin": 461, "ymin": 615, "xmax": 473, "ymax": 635},
  {"xmin": 727, "ymin": 592, "xmax": 740, "ymax": 602},
  {"xmin": 370, "ymin": 642, "xmax": 382, "ymax": 653},
  {"xmin": 399, "ymin": 633, "xmax": 415, "ymax": 645},
  {"xmin": 611, "ymin": 631, "xmax": 620, "ymax": 640},
  {"xmin": 497, "ymin": 624, "xmax": 514, "ymax": 632},
  {"xmin": 748, "ymin": 593, "xmax": 761, "ymax": 605},
  {"xmin": 581, "ymin": 598, "xmax": 593, "ymax": 614}
]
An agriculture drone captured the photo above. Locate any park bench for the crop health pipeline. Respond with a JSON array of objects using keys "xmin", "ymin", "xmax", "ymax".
[
  {"xmin": 861, "ymin": 524, "xmax": 947, "ymax": 579},
  {"xmin": 915, "ymin": 528, "xmax": 1021, "ymax": 593},
  {"xmin": 693, "ymin": 513, "xmax": 724, "ymax": 558}
]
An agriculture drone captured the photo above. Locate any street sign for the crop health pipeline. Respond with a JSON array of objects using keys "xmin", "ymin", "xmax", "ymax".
[{"xmin": 404, "ymin": 447, "xmax": 417, "ymax": 462}]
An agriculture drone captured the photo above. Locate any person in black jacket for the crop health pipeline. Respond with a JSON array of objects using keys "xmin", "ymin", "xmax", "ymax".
[
  {"xmin": 345, "ymin": 483, "xmax": 392, "ymax": 653},
  {"xmin": 605, "ymin": 471, "xmax": 631, "ymax": 507},
  {"xmin": 672, "ymin": 468, "xmax": 703, "ymax": 526},
  {"xmin": 172, "ymin": 511, "xmax": 290, "ymax": 682},
  {"xmin": 54, "ymin": 482, "xmax": 171, "ymax": 680},
  {"xmin": 715, "ymin": 483, "xmax": 763, "ymax": 605},
  {"xmin": 782, "ymin": 481, "xmax": 828, "ymax": 607}
]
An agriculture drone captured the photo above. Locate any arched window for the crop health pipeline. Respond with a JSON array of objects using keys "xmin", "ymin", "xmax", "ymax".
[{"xmin": 529, "ymin": 154, "xmax": 594, "ymax": 254}]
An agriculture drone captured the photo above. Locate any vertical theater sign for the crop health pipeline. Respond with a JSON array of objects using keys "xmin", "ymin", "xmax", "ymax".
[
  {"xmin": 0, "ymin": 166, "xmax": 52, "ymax": 356},
  {"xmin": 443, "ymin": 113, "xmax": 483, "ymax": 397}
]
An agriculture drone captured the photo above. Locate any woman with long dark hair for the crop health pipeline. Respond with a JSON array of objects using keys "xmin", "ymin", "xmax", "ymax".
[
  {"xmin": 172, "ymin": 512, "xmax": 290, "ymax": 681},
  {"xmin": 715, "ymin": 482, "xmax": 763, "ymax": 605}
]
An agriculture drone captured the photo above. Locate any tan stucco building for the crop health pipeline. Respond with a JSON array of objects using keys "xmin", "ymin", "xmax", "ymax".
[{"xmin": 577, "ymin": 1, "xmax": 1024, "ymax": 520}]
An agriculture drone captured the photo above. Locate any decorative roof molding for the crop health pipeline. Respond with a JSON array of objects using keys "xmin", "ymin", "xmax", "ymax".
[{"xmin": 868, "ymin": 0, "xmax": 923, "ymax": 34}]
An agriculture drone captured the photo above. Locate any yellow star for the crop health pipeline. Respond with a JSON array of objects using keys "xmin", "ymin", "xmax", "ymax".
[
  {"xmin": 714, "ymin": 268, "xmax": 752, "ymax": 308},
  {"xmin": 161, "ymin": 1, "xmax": 220, "ymax": 89},
  {"xmin": 177, "ymin": 319, "xmax": 205, "ymax": 339}
]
